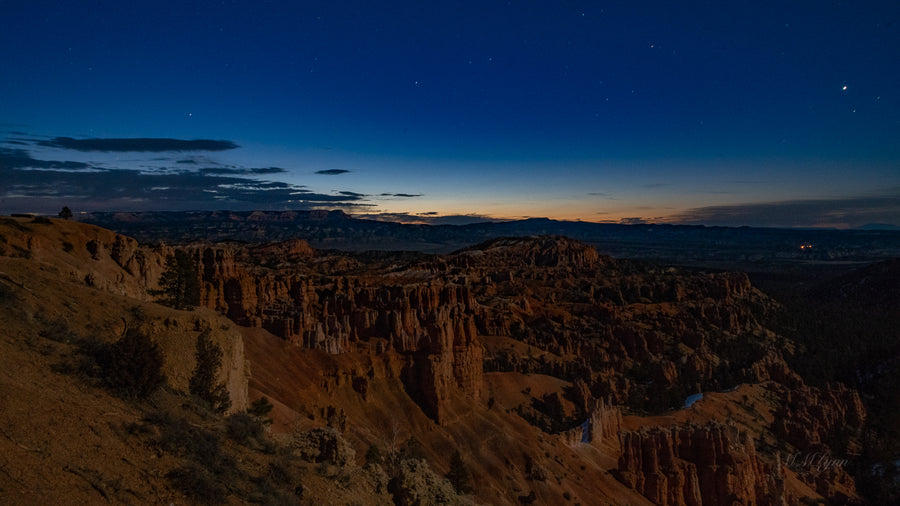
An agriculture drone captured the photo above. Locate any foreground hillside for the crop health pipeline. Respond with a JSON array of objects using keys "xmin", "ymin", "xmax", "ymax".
[{"xmin": 0, "ymin": 216, "xmax": 885, "ymax": 504}]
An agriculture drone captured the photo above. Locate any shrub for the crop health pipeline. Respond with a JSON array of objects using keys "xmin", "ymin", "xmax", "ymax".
[
  {"xmin": 58, "ymin": 206, "xmax": 73, "ymax": 220},
  {"xmin": 365, "ymin": 444, "xmax": 384, "ymax": 467},
  {"xmin": 249, "ymin": 396, "xmax": 274, "ymax": 423},
  {"xmin": 226, "ymin": 412, "xmax": 265, "ymax": 445},
  {"xmin": 103, "ymin": 329, "xmax": 166, "ymax": 398},
  {"xmin": 167, "ymin": 462, "xmax": 227, "ymax": 504},
  {"xmin": 400, "ymin": 437, "xmax": 426, "ymax": 461}
]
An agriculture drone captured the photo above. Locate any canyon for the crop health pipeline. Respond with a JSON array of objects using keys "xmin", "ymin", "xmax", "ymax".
[{"xmin": 1, "ymin": 215, "xmax": 895, "ymax": 504}]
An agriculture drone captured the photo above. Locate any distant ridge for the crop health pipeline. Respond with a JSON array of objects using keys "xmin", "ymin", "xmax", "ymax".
[
  {"xmin": 856, "ymin": 223, "xmax": 900, "ymax": 231},
  {"xmin": 79, "ymin": 210, "xmax": 900, "ymax": 268}
]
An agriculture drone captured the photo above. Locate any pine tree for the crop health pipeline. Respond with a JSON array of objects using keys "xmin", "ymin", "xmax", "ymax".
[
  {"xmin": 157, "ymin": 250, "xmax": 200, "ymax": 310},
  {"xmin": 189, "ymin": 331, "xmax": 231, "ymax": 413},
  {"xmin": 446, "ymin": 450, "xmax": 472, "ymax": 494}
]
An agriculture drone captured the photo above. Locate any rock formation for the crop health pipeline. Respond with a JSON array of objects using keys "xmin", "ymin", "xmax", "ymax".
[
  {"xmin": 188, "ymin": 243, "xmax": 483, "ymax": 423},
  {"xmin": 616, "ymin": 423, "xmax": 786, "ymax": 506},
  {"xmin": 562, "ymin": 397, "xmax": 623, "ymax": 446}
]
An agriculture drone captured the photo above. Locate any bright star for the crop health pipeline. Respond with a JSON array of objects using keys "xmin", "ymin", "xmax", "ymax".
[{"xmin": 842, "ymin": 85, "xmax": 848, "ymax": 91}]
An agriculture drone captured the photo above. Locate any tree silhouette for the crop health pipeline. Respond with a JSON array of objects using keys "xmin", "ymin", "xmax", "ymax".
[
  {"xmin": 157, "ymin": 250, "xmax": 200, "ymax": 310},
  {"xmin": 104, "ymin": 328, "xmax": 166, "ymax": 398},
  {"xmin": 189, "ymin": 331, "xmax": 231, "ymax": 413},
  {"xmin": 446, "ymin": 450, "xmax": 472, "ymax": 494},
  {"xmin": 58, "ymin": 206, "xmax": 73, "ymax": 219}
]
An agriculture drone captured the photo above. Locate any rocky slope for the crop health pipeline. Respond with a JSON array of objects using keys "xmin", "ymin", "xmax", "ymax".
[{"xmin": 0, "ymin": 216, "xmax": 248, "ymax": 411}]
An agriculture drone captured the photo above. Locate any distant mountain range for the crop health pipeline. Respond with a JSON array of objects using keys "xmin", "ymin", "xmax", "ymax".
[{"xmin": 80, "ymin": 209, "xmax": 900, "ymax": 269}]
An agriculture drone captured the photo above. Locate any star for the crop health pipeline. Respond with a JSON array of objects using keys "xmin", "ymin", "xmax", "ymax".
[{"xmin": 842, "ymin": 85, "xmax": 848, "ymax": 91}]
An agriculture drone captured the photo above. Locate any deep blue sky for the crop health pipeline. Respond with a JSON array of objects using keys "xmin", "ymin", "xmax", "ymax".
[{"xmin": 2, "ymin": 0, "xmax": 899, "ymax": 227}]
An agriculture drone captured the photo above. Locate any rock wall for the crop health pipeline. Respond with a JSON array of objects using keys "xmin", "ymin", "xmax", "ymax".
[
  {"xmin": 562, "ymin": 397, "xmax": 623, "ymax": 446},
  {"xmin": 616, "ymin": 423, "xmax": 786, "ymax": 506},
  {"xmin": 773, "ymin": 383, "xmax": 865, "ymax": 452},
  {"xmin": 190, "ymin": 244, "xmax": 483, "ymax": 423}
]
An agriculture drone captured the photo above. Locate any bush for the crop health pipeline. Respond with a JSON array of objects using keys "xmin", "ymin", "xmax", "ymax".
[
  {"xmin": 249, "ymin": 396, "xmax": 274, "ymax": 423},
  {"xmin": 167, "ymin": 462, "xmax": 228, "ymax": 504},
  {"xmin": 103, "ymin": 329, "xmax": 166, "ymax": 398},
  {"xmin": 365, "ymin": 444, "xmax": 384, "ymax": 467},
  {"xmin": 226, "ymin": 412, "xmax": 265, "ymax": 446},
  {"xmin": 291, "ymin": 427, "xmax": 356, "ymax": 466},
  {"xmin": 400, "ymin": 437, "xmax": 426, "ymax": 461}
]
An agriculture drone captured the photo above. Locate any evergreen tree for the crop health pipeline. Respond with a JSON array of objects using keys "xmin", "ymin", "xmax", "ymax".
[
  {"xmin": 446, "ymin": 450, "xmax": 472, "ymax": 494},
  {"xmin": 157, "ymin": 250, "xmax": 200, "ymax": 310},
  {"xmin": 189, "ymin": 331, "xmax": 231, "ymax": 413},
  {"xmin": 58, "ymin": 206, "xmax": 73, "ymax": 219}
]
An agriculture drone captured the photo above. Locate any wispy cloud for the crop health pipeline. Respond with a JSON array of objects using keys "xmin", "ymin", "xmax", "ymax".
[
  {"xmin": 198, "ymin": 167, "xmax": 287, "ymax": 176},
  {"xmin": 37, "ymin": 137, "xmax": 239, "ymax": 152},
  {"xmin": 337, "ymin": 190, "xmax": 368, "ymax": 197},
  {"xmin": 673, "ymin": 193, "xmax": 900, "ymax": 228},
  {"xmin": 0, "ymin": 147, "xmax": 93, "ymax": 170},
  {"xmin": 380, "ymin": 193, "xmax": 423, "ymax": 198},
  {"xmin": 359, "ymin": 212, "xmax": 497, "ymax": 225},
  {"xmin": 315, "ymin": 169, "xmax": 350, "ymax": 175},
  {"xmin": 0, "ymin": 146, "xmax": 372, "ymax": 213}
]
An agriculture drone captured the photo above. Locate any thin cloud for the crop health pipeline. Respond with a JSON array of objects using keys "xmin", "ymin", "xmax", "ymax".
[
  {"xmin": 198, "ymin": 167, "xmax": 287, "ymax": 176},
  {"xmin": 642, "ymin": 183, "xmax": 672, "ymax": 189},
  {"xmin": 359, "ymin": 212, "xmax": 496, "ymax": 225},
  {"xmin": 0, "ymin": 151, "xmax": 368, "ymax": 213},
  {"xmin": 0, "ymin": 147, "xmax": 92, "ymax": 170},
  {"xmin": 673, "ymin": 194, "xmax": 900, "ymax": 228},
  {"xmin": 384, "ymin": 193, "xmax": 423, "ymax": 198},
  {"xmin": 37, "ymin": 137, "xmax": 239, "ymax": 152},
  {"xmin": 316, "ymin": 169, "xmax": 350, "ymax": 175},
  {"xmin": 337, "ymin": 190, "xmax": 368, "ymax": 197}
]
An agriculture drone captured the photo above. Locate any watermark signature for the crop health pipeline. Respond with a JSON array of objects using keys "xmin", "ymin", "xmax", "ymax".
[{"xmin": 782, "ymin": 452, "xmax": 847, "ymax": 472}]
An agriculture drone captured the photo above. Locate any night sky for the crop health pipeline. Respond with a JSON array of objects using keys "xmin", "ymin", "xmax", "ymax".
[{"xmin": 2, "ymin": 1, "xmax": 899, "ymax": 228}]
